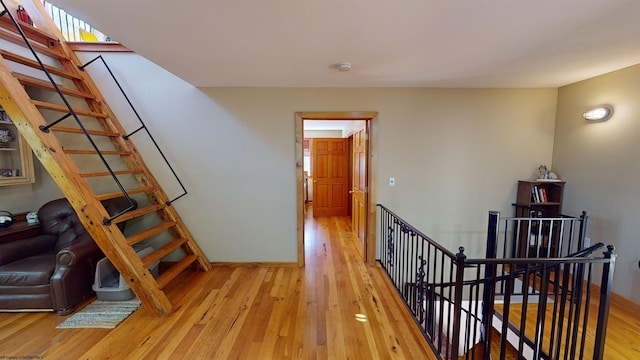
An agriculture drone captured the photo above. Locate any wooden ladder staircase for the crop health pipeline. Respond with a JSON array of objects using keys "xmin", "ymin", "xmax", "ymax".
[{"xmin": 0, "ymin": 1, "xmax": 211, "ymax": 316}]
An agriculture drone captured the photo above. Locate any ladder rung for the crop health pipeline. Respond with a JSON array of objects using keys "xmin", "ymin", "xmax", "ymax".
[
  {"xmin": 127, "ymin": 221, "xmax": 177, "ymax": 246},
  {"xmin": 95, "ymin": 187, "xmax": 154, "ymax": 202},
  {"xmin": 64, "ymin": 149, "xmax": 130, "ymax": 156},
  {"xmin": 0, "ymin": 25, "xmax": 64, "ymax": 60},
  {"xmin": 80, "ymin": 169, "xmax": 143, "ymax": 178},
  {"xmin": 140, "ymin": 237, "xmax": 187, "ymax": 267},
  {"xmin": 0, "ymin": 15, "xmax": 59, "ymax": 48},
  {"xmin": 156, "ymin": 255, "xmax": 197, "ymax": 289},
  {"xmin": 111, "ymin": 204, "xmax": 165, "ymax": 224},
  {"xmin": 0, "ymin": 50, "xmax": 81, "ymax": 80},
  {"xmin": 14, "ymin": 73, "xmax": 95, "ymax": 99},
  {"xmin": 32, "ymin": 100, "xmax": 107, "ymax": 118},
  {"xmin": 51, "ymin": 126, "xmax": 119, "ymax": 137}
]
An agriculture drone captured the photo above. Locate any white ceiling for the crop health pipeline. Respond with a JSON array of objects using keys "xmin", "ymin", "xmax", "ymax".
[{"xmin": 52, "ymin": 0, "xmax": 640, "ymax": 88}]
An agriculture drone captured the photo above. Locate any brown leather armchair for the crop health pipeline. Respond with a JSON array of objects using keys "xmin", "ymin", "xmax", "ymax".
[{"xmin": 0, "ymin": 196, "xmax": 136, "ymax": 315}]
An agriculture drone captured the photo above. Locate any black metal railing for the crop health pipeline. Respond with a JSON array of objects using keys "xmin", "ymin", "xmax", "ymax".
[
  {"xmin": 489, "ymin": 208, "xmax": 588, "ymax": 299},
  {"xmin": 377, "ymin": 204, "xmax": 464, "ymax": 359},
  {"xmin": 0, "ymin": 1, "xmax": 185, "ymax": 223},
  {"xmin": 78, "ymin": 55, "xmax": 188, "ymax": 205},
  {"xmin": 377, "ymin": 204, "xmax": 616, "ymax": 360},
  {"xmin": 511, "ymin": 203, "xmax": 588, "ymax": 257}
]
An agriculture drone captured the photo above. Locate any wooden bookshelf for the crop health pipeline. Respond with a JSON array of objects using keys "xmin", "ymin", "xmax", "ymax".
[
  {"xmin": 514, "ymin": 180, "xmax": 565, "ymax": 258},
  {"xmin": 515, "ymin": 180, "xmax": 565, "ymax": 214}
]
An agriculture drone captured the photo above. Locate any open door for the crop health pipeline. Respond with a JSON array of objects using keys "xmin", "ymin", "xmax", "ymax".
[
  {"xmin": 312, "ymin": 138, "xmax": 349, "ymax": 217},
  {"xmin": 351, "ymin": 126, "xmax": 367, "ymax": 259},
  {"xmin": 296, "ymin": 112, "xmax": 378, "ymax": 267}
]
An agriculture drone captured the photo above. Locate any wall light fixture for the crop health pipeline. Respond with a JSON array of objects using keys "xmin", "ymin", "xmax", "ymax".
[{"xmin": 582, "ymin": 104, "xmax": 613, "ymax": 122}]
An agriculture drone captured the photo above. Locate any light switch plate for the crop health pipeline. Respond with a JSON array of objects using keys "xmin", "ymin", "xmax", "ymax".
[{"xmin": 389, "ymin": 177, "xmax": 395, "ymax": 186}]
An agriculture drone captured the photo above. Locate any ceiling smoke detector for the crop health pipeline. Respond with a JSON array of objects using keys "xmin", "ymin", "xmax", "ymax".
[{"xmin": 336, "ymin": 62, "xmax": 351, "ymax": 72}]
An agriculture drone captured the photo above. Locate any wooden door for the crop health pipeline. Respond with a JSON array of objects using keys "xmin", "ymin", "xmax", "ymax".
[
  {"xmin": 351, "ymin": 128, "xmax": 367, "ymax": 258},
  {"xmin": 312, "ymin": 138, "xmax": 349, "ymax": 217}
]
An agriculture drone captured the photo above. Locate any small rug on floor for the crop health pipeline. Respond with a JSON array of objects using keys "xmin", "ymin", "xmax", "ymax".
[{"xmin": 56, "ymin": 299, "xmax": 141, "ymax": 329}]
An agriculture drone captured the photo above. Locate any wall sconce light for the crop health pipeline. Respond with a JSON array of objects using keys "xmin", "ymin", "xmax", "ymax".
[{"xmin": 582, "ymin": 104, "xmax": 613, "ymax": 122}]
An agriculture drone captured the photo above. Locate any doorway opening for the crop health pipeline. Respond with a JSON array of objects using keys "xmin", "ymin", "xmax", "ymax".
[{"xmin": 295, "ymin": 112, "xmax": 378, "ymax": 267}]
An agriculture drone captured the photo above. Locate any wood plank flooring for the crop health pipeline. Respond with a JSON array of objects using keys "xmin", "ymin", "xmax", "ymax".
[
  {"xmin": 0, "ymin": 206, "xmax": 434, "ymax": 359},
  {"xmin": 2, "ymin": 205, "xmax": 639, "ymax": 359}
]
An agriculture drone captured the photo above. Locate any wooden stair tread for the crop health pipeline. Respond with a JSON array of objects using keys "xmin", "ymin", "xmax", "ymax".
[
  {"xmin": 32, "ymin": 100, "xmax": 107, "ymax": 118},
  {"xmin": 127, "ymin": 221, "xmax": 177, "ymax": 246},
  {"xmin": 14, "ymin": 73, "xmax": 95, "ymax": 99},
  {"xmin": 64, "ymin": 149, "xmax": 130, "ymax": 155},
  {"xmin": 80, "ymin": 169, "xmax": 143, "ymax": 178},
  {"xmin": 156, "ymin": 255, "xmax": 198, "ymax": 289},
  {"xmin": 95, "ymin": 187, "xmax": 154, "ymax": 201},
  {"xmin": 141, "ymin": 238, "xmax": 187, "ymax": 267},
  {"xmin": 51, "ymin": 126, "xmax": 119, "ymax": 137},
  {"xmin": 110, "ymin": 204, "xmax": 165, "ymax": 224},
  {"xmin": 0, "ymin": 49, "xmax": 81, "ymax": 80},
  {"xmin": 0, "ymin": 15, "xmax": 59, "ymax": 48}
]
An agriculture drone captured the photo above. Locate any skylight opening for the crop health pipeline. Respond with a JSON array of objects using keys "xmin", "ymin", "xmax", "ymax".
[{"xmin": 43, "ymin": 1, "xmax": 115, "ymax": 43}]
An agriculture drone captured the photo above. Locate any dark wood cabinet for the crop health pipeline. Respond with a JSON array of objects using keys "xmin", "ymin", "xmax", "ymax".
[{"xmin": 0, "ymin": 213, "xmax": 40, "ymax": 244}]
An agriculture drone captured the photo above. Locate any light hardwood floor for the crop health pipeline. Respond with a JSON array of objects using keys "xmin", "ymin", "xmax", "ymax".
[
  {"xmin": 2, "ymin": 206, "xmax": 639, "ymax": 359},
  {"xmin": 0, "ymin": 206, "xmax": 434, "ymax": 359},
  {"xmin": 493, "ymin": 294, "xmax": 640, "ymax": 360}
]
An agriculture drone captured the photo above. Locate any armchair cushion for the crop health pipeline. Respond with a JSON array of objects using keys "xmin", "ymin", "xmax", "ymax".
[{"xmin": 0, "ymin": 253, "xmax": 56, "ymax": 286}]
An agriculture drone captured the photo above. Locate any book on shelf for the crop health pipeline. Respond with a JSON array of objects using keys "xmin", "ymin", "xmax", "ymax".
[
  {"xmin": 531, "ymin": 186, "xmax": 539, "ymax": 203},
  {"xmin": 530, "ymin": 185, "xmax": 548, "ymax": 203}
]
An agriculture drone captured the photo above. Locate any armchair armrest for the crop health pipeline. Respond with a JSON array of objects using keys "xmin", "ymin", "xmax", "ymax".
[
  {"xmin": 55, "ymin": 234, "xmax": 103, "ymax": 268},
  {"xmin": 51, "ymin": 234, "xmax": 104, "ymax": 315}
]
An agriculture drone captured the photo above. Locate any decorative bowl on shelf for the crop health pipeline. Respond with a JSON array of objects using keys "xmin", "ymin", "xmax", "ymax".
[
  {"xmin": 0, "ymin": 169, "xmax": 13, "ymax": 177},
  {"xmin": 0, "ymin": 127, "xmax": 15, "ymax": 148}
]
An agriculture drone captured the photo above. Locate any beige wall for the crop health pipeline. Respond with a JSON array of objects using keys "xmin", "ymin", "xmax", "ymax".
[
  {"xmin": 0, "ymin": 52, "xmax": 558, "ymax": 265},
  {"xmin": 202, "ymin": 87, "xmax": 559, "ymax": 259},
  {"xmin": 0, "ymin": 160, "xmax": 61, "ymax": 213},
  {"xmin": 553, "ymin": 64, "xmax": 640, "ymax": 302},
  {"xmin": 126, "ymin": 55, "xmax": 556, "ymax": 261}
]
